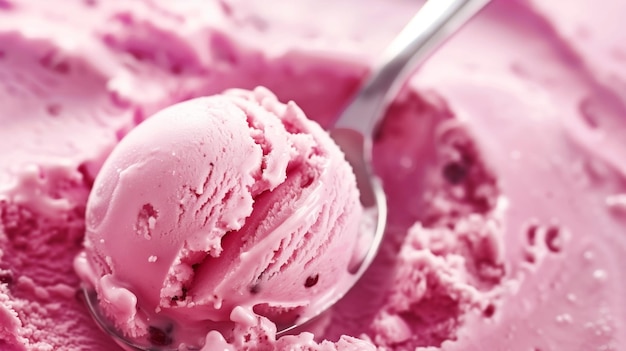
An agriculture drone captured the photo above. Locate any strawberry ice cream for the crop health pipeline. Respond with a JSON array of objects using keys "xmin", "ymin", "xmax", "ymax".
[
  {"xmin": 73, "ymin": 87, "xmax": 363, "ymax": 349},
  {"xmin": 0, "ymin": 0, "xmax": 625, "ymax": 350}
]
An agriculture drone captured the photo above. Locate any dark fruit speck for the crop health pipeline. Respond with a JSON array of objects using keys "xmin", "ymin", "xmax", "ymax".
[
  {"xmin": 545, "ymin": 226, "xmax": 563, "ymax": 253},
  {"xmin": 483, "ymin": 304, "xmax": 496, "ymax": 317},
  {"xmin": 527, "ymin": 224, "xmax": 538, "ymax": 245},
  {"xmin": 304, "ymin": 274, "xmax": 319, "ymax": 288},
  {"xmin": 0, "ymin": 271, "xmax": 13, "ymax": 285},
  {"xmin": 250, "ymin": 283, "xmax": 261, "ymax": 295},
  {"xmin": 443, "ymin": 162, "xmax": 467, "ymax": 184}
]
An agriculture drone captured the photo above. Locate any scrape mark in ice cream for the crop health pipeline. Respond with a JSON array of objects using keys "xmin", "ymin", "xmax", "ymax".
[{"xmin": 436, "ymin": 125, "xmax": 499, "ymax": 216}]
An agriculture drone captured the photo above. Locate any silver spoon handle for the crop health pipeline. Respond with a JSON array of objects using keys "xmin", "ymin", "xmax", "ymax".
[{"xmin": 334, "ymin": 0, "xmax": 492, "ymax": 135}]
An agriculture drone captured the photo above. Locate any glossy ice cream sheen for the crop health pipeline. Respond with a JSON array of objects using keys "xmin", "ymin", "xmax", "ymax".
[{"xmin": 0, "ymin": 0, "xmax": 625, "ymax": 350}]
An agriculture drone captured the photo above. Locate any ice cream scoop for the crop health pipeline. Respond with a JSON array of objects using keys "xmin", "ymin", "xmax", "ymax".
[{"xmin": 74, "ymin": 86, "xmax": 372, "ymax": 350}]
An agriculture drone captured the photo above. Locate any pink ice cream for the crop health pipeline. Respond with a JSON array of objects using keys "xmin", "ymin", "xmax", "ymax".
[
  {"xmin": 0, "ymin": 0, "xmax": 625, "ymax": 350},
  {"xmin": 73, "ymin": 87, "xmax": 363, "ymax": 348}
]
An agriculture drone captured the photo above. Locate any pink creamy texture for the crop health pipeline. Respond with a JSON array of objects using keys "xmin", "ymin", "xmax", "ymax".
[
  {"xmin": 0, "ymin": 0, "xmax": 625, "ymax": 350},
  {"xmin": 73, "ymin": 87, "xmax": 363, "ymax": 348}
]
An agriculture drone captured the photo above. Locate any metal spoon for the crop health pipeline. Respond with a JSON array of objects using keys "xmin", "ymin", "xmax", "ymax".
[{"xmin": 83, "ymin": 0, "xmax": 491, "ymax": 349}]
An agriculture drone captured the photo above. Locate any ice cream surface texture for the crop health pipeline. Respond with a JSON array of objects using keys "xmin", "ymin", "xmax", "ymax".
[
  {"xmin": 74, "ymin": 87, "xmax": 363, "ymax": 348},
  {"xmin": 0, "ymin": 0, "xmax": 625, "ymax": 350}
]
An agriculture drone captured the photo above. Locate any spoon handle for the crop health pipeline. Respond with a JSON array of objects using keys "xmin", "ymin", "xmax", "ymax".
[{"xmin": 334, "ymin": 0, "xmax": 492, "ymax": 136}]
